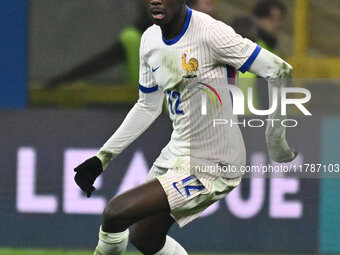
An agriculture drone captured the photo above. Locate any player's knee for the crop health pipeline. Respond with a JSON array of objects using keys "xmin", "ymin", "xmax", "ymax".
[{"xmin": 102, "ymin": 202, "xmax": 129, "ymax": 232}]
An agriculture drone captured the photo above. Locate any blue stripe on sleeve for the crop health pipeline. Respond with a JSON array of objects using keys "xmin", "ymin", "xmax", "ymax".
[
  {"xmin": 239, "ymin": 44, "xmax": 262, "ymax": 74},
  {"xmin": 139, "ymin": 84, "xmax": 159, "ymax": 93}
]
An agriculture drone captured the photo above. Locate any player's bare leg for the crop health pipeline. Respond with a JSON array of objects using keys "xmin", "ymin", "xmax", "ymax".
[
  {"xmin": 130, "ymin": 212, "xmax": 173, "ymax": 254},
  {"xmin": 129, "ymin": 212, "xmax": 186, "ymax": 254},
  {"xmin": 101, "ymin": 179, "xmax": 170, "ymax": 232},
  {"xmin": 95, "ymin": 179, "xmax": 170, "ymax": 255}
]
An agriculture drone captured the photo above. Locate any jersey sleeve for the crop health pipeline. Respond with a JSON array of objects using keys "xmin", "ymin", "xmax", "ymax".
[
  {"xmin": 208, "ymin": 21, "xmax": 262, "ymax": 73},
  {"xmin": 248, "ymin": 48, "xmax": 297, "ymax": 163},
  {"xmin": 139, "ymin": 32, "xmax": 159, "ymax": 93},
  {"xmin": 96, "ymin": 30, "xmax": 164, "ymax": 170}
]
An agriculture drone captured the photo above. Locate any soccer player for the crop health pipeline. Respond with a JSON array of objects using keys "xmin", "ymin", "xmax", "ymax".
[{"xmin": 74, "ymin": 0, "xmax": 297, "ymax": 254}]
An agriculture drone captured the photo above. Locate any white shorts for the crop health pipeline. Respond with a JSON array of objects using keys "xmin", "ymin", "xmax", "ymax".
[{"xmin": 146, "ymin": 164, "xmax": 242, "ymax": 227}]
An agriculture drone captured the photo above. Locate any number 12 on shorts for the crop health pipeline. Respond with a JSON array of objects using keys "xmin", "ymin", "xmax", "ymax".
[{"xmin": 172, "ymin": 175, "xmax": 205, "ymax": 197}]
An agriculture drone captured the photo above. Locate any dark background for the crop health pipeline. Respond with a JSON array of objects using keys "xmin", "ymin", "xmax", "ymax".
[{"xmin": 0, "ymin": 111, "xmax": 319, "ymax": 253}]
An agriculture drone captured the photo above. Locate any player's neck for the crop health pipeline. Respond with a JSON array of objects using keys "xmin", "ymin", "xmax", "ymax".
[{"xmin": 161, "ymin": 6, "xmax": 187, "ymax": 41}]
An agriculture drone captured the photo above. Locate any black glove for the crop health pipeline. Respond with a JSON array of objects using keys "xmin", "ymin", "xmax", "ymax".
[
  {"xmin": 274, "ymin": 150, "xmax": 298, "ymax": 163},
  {"xmin": 74, "ymin": 156, "xmax": 103, "ymax": 197}
]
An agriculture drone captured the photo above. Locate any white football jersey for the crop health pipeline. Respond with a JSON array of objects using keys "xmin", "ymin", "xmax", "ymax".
[{"xmin": 139, "ymin": 7, "xmax": 261, "ymax": 178}]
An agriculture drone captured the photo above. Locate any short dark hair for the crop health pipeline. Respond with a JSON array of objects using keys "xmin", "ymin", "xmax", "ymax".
[{"xmin": 253, "ymin": 0, "xmax": 287, "ymax": 18}]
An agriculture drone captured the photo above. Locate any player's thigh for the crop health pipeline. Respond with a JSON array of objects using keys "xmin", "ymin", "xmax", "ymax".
[
  {"xmin": 130, "ymin": 212, "xmax": 175, "ymax": 254},
  {"xmin": 102, "ymin": 179, "xmax": 170, "ymax": 231}
]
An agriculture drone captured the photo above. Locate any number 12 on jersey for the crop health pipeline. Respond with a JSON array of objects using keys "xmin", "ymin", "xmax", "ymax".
[{"xmin": 167, "ymin": 90, "xmax": 184, "ymax": 115}]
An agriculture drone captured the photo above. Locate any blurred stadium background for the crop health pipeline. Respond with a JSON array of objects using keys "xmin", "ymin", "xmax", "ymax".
[{"xmin": 1, "ymin": 0, "xmax": 340, "ymax": 254}]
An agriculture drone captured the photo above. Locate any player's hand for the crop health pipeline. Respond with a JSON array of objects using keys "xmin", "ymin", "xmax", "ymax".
[
  {"xmin": 273, "ymin": 150, "xmax": 298, "ymax": 163},
  {"xmin": 74, "ymin": 156, "xmax": 103, "ymax": 197},
  {"xmin": 266, "ymin": 132, "xmax": 299, "ymax": 163}
]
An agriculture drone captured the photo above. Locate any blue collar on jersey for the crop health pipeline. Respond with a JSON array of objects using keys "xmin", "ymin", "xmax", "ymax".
[{"xmin": 162, "ymin": 6, "xmax": 192, "ymax": 46}]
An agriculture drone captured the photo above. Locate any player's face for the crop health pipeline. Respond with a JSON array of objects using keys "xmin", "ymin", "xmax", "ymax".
[
  {"xmin": 144, "ymin": 0, "xmax": 186, "ymax": 26},
  {"xmin": 267, "ymin": 7, "xmax": 285, "ymax": 34}
]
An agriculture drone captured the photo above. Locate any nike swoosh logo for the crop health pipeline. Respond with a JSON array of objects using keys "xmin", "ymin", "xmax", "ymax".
[
  {"xmin": 152, "ymin": 66, "xmax": 160, "ymax": 73},
  {"xmin": 172, "ymin": 182, "xmax": 183, "ymax": 196}
]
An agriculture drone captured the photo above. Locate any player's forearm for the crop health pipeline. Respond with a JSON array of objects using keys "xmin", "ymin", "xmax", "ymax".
[
  {"xmin": 249, "ymin": 48, "xmax": 292, "ymax": 81},
  {"xmin": 249, "ymin": 49, "xmax": 296, "ymax": 162},
  {"xmin": 96, "ymin": 93, "xmax": 163, "ymax": 170}
]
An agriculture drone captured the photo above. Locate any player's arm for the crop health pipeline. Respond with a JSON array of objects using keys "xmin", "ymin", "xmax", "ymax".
[
  {"xmin": 97, "ymin": 87, "xmax": 164, "ymax": 168},
  {"xmin": 208, "ymin": 21, "xmax": 296, "ymax": 163},
  {"xmin": 74, "ymin": 31, "xmax": 163, "ymax": 197},
  {"xmin": 74, "ymin": 88, "xmax": 163, "ymax": 197},
  {"xmin": 248, "ymin": 48, "xmax": 297, "ymax": 162}
]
